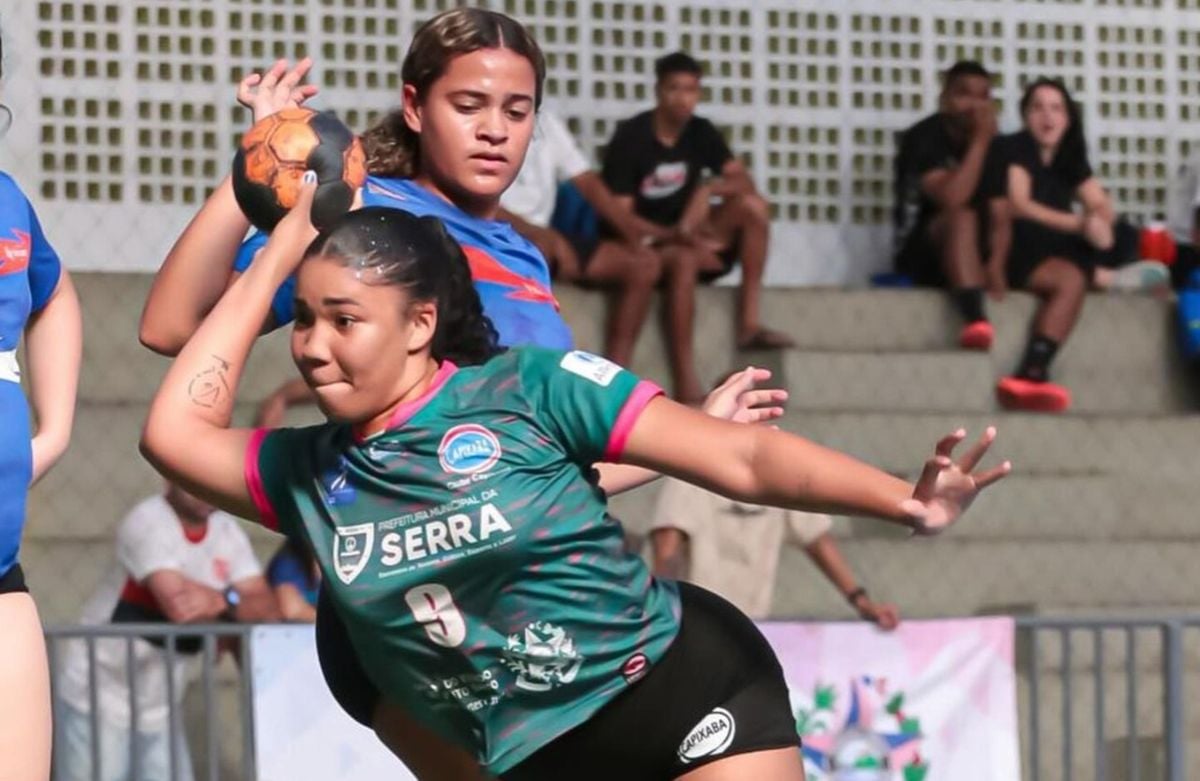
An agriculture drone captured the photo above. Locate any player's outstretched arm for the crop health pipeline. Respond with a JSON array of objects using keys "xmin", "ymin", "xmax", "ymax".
[
  {"xmin": 25, "ymin": 270, "xmax": 82, "ymax": 483},
  {"xmin": 622, "ymin": 399, "xmax": 1009, "ymax": 535},
  {"xmin": 141, "ymin": 180, "xmax": 319, "ymax": 522},
  {"xmin": 140, "ymin": 59, "xmax": 318, "ymax": 356},
  {"xmin": 594, "ymin": 367, "xmax": 786, "ymax": 495}
]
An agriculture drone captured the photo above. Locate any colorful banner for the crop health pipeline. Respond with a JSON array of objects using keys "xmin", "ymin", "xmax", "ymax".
[
  {"xmin": 251, "ymin": 619, "xmax": 1018, "ymax": 780},
  {"xmin": 759, "ymin": 617, "xmax": 1019, "ymax": 781}
]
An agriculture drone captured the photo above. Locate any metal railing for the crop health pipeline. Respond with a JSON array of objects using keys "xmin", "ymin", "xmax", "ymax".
[
  {"xmin": 45, "ymin": 623, "xmax": 257, "ymax": 781},
  {"xmin": 1016, "ymin": 614, "xmax": 1200, "ymax": 781},
  {"xmin": 46, "ymin": 615, "xmax": 1200, "ymax": 781}
]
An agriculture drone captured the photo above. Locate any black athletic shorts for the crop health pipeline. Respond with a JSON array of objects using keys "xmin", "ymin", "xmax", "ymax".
[
  {"xmin": 0, "ymin": 563, "xmax": 28, "ymax": 594},
  {"xmin": 315, "ymin": 581, "xmax": 799, "ymax": 779}
]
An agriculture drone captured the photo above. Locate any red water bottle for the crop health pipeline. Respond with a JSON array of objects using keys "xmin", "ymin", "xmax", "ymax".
[{"xmin": 1139, "ymin": 222, "xmax": 1178, "ymax": 265}]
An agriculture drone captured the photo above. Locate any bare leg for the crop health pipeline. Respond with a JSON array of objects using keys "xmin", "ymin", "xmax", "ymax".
[
  {"xmin": 674, "ymin": 746, "xmax": 806, "ymax": 781},
  {"xmin": 928, "ymin": 205, "xmax": 987, "ymax": 288},
  {"xmin": 659, "ymin": 245, "xmax": 719, "ymax": 403},
  {"xmin": 0, "ymin": 593, "xmax": 52, "ymax": 781},
  {"xmin": 580, "ymin": 241, "xmax": 663, "ymax": 367},
  {"xmin": 1026, "ymin": 257, "xmax": 1088, "ymax": 343},
  {"xmin": 373, "ymin": 699, "xmax": 494, "ymax": 781},
  {"xmin": 708, "ymin": 193, "xmax": 793, "ymax": 348}
]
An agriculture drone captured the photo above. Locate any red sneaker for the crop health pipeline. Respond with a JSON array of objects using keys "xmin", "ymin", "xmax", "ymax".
[
  {"xmin": 996, "ymin": 376, "xmax": 1072, "ymax": 412},
  {"xmin": 959, "ymin": 320, "xmax": 994, "ymax": 351}
]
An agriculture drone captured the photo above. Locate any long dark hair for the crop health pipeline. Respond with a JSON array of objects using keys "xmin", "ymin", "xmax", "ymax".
[
  {"xmin": 303, "ymin": 207, "xmax": 502, "ymax": 367},
  {"xmin": 362, "ymin": 8, "xmax": 546, "ymax": 178},
  {"xmin": 1020, "ymin": 77, "xmax": 1088, "ymax": 175}
]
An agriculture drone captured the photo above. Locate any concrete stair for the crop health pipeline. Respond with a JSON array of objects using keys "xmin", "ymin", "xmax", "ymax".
[{"xmin": 23, "ymin": 275, "xmax": 1200, "ymax": 628}]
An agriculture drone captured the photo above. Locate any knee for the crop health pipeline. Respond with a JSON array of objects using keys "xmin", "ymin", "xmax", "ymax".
[
  {"xmin": 733, "ymin": 192, "xmax": 771, "ymax": 226},
  {"xmin": 944, "ymin": 204, "xmax": 979, "ymax": 233},
  {"xmin": 631, "ymin": 248, "xmax": 663, "ymax": 283}
]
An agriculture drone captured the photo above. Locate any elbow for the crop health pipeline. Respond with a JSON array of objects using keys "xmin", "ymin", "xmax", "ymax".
[{"xmin": 137, "ymin": 317, "xmax": 186, "ymax": 357}]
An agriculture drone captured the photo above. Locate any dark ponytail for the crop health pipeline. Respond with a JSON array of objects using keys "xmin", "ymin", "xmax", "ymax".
[
  {"xmin": 362, "ymin": 7, "xmax": 546, "ymax": 178},
  {"xmin": 304, "ymin": 207, "xmax": 502, "ymax": 367}
]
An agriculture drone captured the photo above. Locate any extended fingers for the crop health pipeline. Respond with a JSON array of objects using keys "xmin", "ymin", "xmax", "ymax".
[
  {"xmin": 913, "ymin": 455, "xmax": 951, "ymax": 501},
  {"xmin": 935, "ymin": 428, "xmax": 966, "ymax": 459},
  {"xmin": 972, "ymin": 460, "xmax": 1012, "ymax": 490},
  {"xmin": 276, "ymin": 57, "xmax": 314, "ymax": 96},
  {"xmin": 957, "ymin": 426, "xmax": 997, "ymax": 473}
]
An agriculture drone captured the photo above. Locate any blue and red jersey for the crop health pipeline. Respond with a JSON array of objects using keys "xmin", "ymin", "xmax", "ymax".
[
  {"xmin": 0, "ymin": 171, "xmax": 63, "ymax": 576},
  {"xmin": 234, "ymin": 176, "xmax": 574, "ymax": 350}
]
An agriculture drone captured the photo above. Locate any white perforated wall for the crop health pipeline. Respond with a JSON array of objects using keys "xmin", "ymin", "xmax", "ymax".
[{"xmin": 2, "ymin": 0, "xmax": 1199, "ymax": 283}]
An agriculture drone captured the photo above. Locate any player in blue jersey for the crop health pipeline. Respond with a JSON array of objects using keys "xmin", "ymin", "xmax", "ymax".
[
  {"xmin": 141, "ymin": 182, "xmax": 1008, "ymax": 780},
  {"xmin": 0, "ymin": 33, "xmax": 83, "ymax": 778}
]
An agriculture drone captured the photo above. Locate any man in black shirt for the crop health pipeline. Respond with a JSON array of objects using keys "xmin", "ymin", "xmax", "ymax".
[
  {"xmin": 603, "ymin": 52, "xmax": 792, "ymax": 403},
  {"xmin": 894, "ymin": 60, "xmax": 1010, "ymax": 351}
]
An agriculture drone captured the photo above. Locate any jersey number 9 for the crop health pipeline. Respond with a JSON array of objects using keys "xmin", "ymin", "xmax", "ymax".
[{"xmin": 404, "ymin": 583, "xmax": 467, "ymax": 648}]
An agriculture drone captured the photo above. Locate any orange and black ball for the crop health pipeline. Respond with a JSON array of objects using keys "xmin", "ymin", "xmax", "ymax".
[{"xmin": 232, "ymin": 107, "xmax": 367, "ymax": 232}]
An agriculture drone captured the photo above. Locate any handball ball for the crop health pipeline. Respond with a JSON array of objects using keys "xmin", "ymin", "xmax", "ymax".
[{"xmin": 232, "ymin": 107, "xmax": 366, "ymax": 232}]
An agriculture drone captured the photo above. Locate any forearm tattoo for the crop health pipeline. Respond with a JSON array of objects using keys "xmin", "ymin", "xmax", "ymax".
[{"xmin": 187, "ymin": 354, "xmax": 233, "ymax": 409}]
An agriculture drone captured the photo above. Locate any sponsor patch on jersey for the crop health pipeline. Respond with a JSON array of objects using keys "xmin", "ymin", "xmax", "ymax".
[
  {"xmin": 640, "ymin": 161, "xmax": 688, "ymax": 200},
  {"xmin": 438, "ymin": 424, "xmax": 502, "ymax": 475},
  {"xmin": 621, "ymin": 652, "xmax": 649, "ymax": 683},
  {"xmin": 559, "ymin": 350, "xmax": 621, "ymax": 387},
  {"xmin": 333, "ymin": 523, "xmax": 375, "ymax": 585},
  {"xmin": 677, "ymin": 707, "xmax": 736, "ymax": 764},
  {"xmin": 0, "ymin": 229, "xmax": 31, "ymax": 276}
]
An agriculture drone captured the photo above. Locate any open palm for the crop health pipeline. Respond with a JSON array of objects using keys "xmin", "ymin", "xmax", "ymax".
[{"xmin": 900, "ymin": 427, "xmax": 1011, "ymax": 535}]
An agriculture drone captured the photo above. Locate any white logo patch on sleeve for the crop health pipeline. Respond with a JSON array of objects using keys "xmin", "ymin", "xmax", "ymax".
[
  {"xmin": 559, "ymin": 350, "xmax": 621, "ymax": 387},
  {"xmin": 677, "ymin": 707, "xmax": 736, "ymax": 763}
]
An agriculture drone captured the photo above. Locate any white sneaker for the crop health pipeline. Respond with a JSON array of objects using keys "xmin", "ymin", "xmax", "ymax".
[{"xmin": 1107, "ymin": 260, "xmax": 1171, "ymax": 293}]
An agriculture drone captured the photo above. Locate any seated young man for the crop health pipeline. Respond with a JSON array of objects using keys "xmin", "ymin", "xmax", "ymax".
[
  {"xmin": 893, "ymin": 60, "xmax": 1009, "ymax": 351},
  {"xmin": 498, "ymin": 107, "xmax": 670, "ymax": 371},
  {"xmin": 602, "ymin": 51, "xmax": 793, "ymax": 403}
]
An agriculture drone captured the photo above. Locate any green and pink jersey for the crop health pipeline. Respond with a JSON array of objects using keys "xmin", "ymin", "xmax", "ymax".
[{"xmin": 245, "ymin": 348, "xmax": 681, "ymax": 772}]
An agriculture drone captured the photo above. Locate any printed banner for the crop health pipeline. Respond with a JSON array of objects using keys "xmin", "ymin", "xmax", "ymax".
[
  {"xmin": 251, "ymin": 619, "xmax": 1018, "ymax": 780},
  {"xmin": 759, "ymin": 617, "xmax": 1019, "ymax": 781},
  {"xmin": 250, "ymin": 625, "xmax": 417, "ymax": 781}
]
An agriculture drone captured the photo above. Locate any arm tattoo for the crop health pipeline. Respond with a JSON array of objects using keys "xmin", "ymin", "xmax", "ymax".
[{"xmin": 187, "ymin": 354, "xmax": 233, "ymax": 409}]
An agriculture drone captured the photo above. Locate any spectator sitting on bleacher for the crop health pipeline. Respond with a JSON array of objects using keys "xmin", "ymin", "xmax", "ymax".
[
  {"xmin": 267, "ymin": 536, "xmax": 321, "ymax": 623},
  {"xmin": 648, "ymin": 477, "xmax": 899, "ymax": 628},
  {"xmin": 996, "ymin": 78, "xmax": 1165, "ymax": 411},
  {"xmin": 54, "ymin": 483, "xmax": 279, "ymax": 781},
  {"xmin": 603, "ymin": 51, "xmax": 793, "ymax": 403},
  {"xmin": 1164, "ymin": 145, "xmax": 1200, "ymax": 290},
  {"xmin": 497, "ymin": 107, "xmax": 671, "ymax": 370},
  {"xmin": 894, "ymin": 60, "xmax": 1008, "ymax": 351}
]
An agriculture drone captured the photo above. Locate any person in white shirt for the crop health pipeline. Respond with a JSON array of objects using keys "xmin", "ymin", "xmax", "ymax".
[
  {"xmin": 54, "ymin": 483, "xmax": 279, "ymax": 781},
  {"xmin": 649, "ymin": 477, "xmax": 900, "ymax": 627},
  {"xmin": 1165, "ymin": 150, "xmax": 1200, "ymax": 289},
  {"xmin": 499, "ymin": 108, "xmax": 674, "ymax": 373}
]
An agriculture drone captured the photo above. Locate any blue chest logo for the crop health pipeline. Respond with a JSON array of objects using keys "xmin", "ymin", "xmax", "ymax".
[
  {"xmin": 320, "ymin": 456, "xmax": 357, "ymax": 506},
  {"xmin": 438, "ymin": 424, "xmax": 502, "ymax": 475}
]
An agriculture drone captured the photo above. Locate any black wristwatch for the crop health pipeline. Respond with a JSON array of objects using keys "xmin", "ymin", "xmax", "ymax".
[
  {"xmin": 846, "ymin": 586, "xmax": 868, "ymax": 607},
  {"xmin": 221, "ymin": 585, "xmax": 241, "ymax": 621}
]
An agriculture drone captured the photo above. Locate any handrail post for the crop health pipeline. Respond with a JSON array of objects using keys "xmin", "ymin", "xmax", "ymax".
[{"xmin": 1162, "ymin": 621, "xmax": 1185, "ymax": 781}]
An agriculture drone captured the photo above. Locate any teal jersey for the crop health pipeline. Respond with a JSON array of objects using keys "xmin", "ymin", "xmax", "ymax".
[{"xmin": 246, "ymin": 348, "xmax": 681, "ymax": 772}]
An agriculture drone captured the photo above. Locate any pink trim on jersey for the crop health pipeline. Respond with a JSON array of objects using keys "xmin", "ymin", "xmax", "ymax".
[
  {"xmin": 355, "ymin": 361, "xmax": 459, "ymax": 441},
  {"xmin": 603, "ymin": 380, "xmax": 664, "ymax": 462},
  {"xmin": 244, "ymin": 428, "xmax": 280, "ymax": 531}
]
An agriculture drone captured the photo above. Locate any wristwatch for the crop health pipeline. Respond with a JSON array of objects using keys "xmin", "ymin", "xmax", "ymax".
[
  {"xmin": 222, "ymin": 585, "xmax": 241, "ymax": 621},
  {"xmin": 846, "ymin": 587, "xmax": 868, "ymax": 607}
]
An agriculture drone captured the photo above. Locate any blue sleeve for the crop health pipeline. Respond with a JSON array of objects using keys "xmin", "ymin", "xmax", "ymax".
[
  {"xmin": 26, "ymin": 199, "xmax": 62, "ymax": 313},
  {"xmin": 266, "ymin": 548, "xmax": 309, "ymax": 589},
  {"xmin": 233, "ymin": 231, "xmax": 295, "ymax": 327}
]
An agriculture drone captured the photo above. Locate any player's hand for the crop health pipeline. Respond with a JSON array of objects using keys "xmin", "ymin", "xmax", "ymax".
[
  {"xmin": 258, "ymin": 172, "xmax": 319, "ymax": 274},
  {"xmin": 238, "ymin": 58, "xmax": 320, "ymax": 124},
  {"xmin": 900, "ymin": 427, "xmax": 1010, "ymax": 535},
  {"xmin": 986, "ymin": 263, "xmax": 1008, "ymax": 301},
  {"xmin": 855, "ymin": 598, "xmax": 900, "ymax": 631},
  {"xmin": 1082, "ymin": 211, "xmax": 1115, "ymax": 250},
  {"xmin": 971, "ymin": 102, "xmax": 998, "ymax": 141},
  {"xmin": 701, "ymin": 366, "xmax": 787, "ymax": 425}
]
